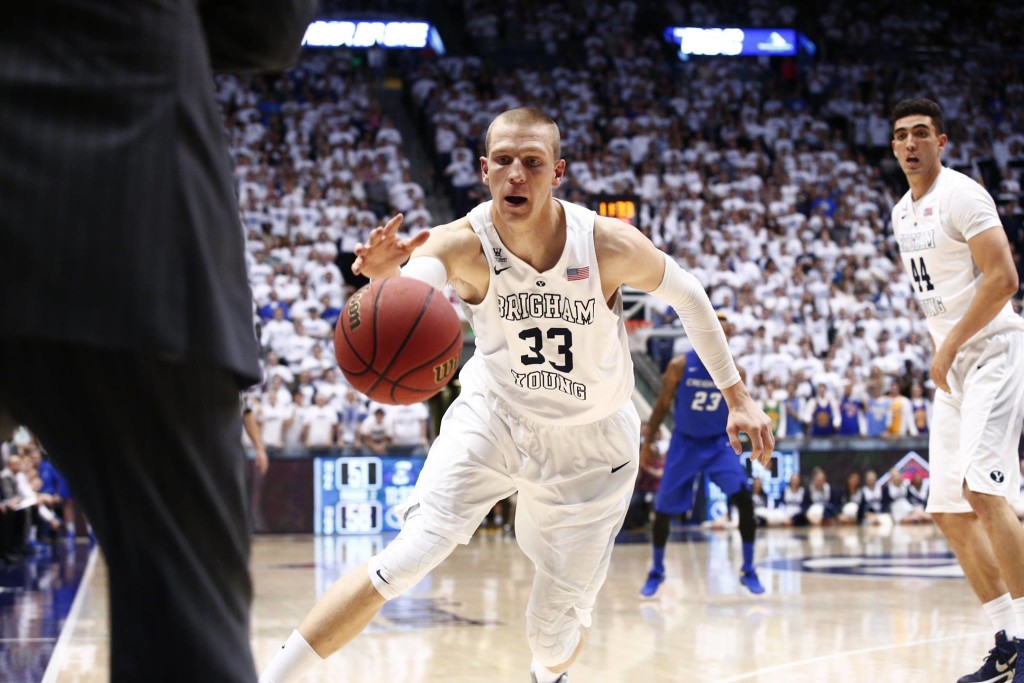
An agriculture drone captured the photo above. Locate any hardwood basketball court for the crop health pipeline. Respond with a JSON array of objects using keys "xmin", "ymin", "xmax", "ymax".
[{"xmin": 39, "ymin": 525, "xmax": 991, "ymax": 682}]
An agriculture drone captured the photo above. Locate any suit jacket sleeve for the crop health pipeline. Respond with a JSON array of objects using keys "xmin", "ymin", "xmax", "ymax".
[{"xmin": 199, "ymin": 0, "xmax": 318, "ymax": 72}]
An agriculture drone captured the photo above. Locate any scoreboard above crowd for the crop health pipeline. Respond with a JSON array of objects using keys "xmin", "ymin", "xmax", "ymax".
[{"xmin": 590, "ymin": 195, "xmax": 641, "ymax": 227}]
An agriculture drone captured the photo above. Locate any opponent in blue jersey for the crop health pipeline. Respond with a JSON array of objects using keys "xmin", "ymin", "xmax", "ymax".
[{"xmin": 639, "ymin": 313, "xmax": 765, "ymax": 596}]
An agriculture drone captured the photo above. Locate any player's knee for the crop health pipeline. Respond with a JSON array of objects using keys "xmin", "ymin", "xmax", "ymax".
[
  {"xmin": 962, "ymin": 486, "xmax": 1000, "ymax": 515},
  {"xmin": 526, "ymin": 607, "xmax": 581, "ymax": 669},
  {"xmin": 367, "ymin": 517, "xmax": 457, "ymax": 600}
]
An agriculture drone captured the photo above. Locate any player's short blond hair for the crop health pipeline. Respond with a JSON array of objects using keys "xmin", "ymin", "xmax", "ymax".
[{"xmin": 484, "ymin": 107, "xmax": 561, "ymax": 160}]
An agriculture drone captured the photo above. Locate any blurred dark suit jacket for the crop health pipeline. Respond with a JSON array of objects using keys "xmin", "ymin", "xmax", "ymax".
[{"xmin": 0, "ymin": 0, "xmax": 317, "ymax": 388}]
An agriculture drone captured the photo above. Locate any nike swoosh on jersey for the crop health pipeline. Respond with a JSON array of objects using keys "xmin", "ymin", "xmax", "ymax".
[
  {"xmin": 493, "ymin": 265, "xmax": 511, "ymax": 275},
  {"xmin": 611, "ymin": 461, "xmax": 631, "ymax": 473}
]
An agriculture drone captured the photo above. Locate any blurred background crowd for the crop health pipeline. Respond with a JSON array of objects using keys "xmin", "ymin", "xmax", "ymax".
[{"xmin": 2, "ymin": 0, "xmax": 1023, "ymax": 556}]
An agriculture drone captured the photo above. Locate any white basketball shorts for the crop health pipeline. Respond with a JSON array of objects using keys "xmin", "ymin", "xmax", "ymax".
[
  {"xmin": 927, "ymin": 331, "xmax": 1024, "ymax": 513},
  {"xmin": 398, "ymin": 359, "xmax": 640, "ymax": 630}
]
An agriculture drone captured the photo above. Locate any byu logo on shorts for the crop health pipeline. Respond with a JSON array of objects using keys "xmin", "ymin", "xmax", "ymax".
[{"xmin": 991, "ymin": 470, "xmax": 1005, "ymax": 483}]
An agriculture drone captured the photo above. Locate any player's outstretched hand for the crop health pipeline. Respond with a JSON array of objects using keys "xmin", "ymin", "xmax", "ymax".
[
  {"xmin": 352, "ymin": 214, "xmax": 431, "ymax": 279},
  {"xmin": 726, "ymin": 397, "xmax": 775, "ymax": 466}
]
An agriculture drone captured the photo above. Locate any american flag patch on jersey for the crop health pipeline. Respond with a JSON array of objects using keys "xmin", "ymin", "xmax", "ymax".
[
  {"xmin": 923, "ymin": 207, "xmax": 933, "ymax": 216},
  {"xmin": 566, "ymin": 266, "xmax": 589, "ymax": 281}
]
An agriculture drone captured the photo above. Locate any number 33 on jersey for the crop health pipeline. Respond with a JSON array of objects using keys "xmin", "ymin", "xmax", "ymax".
[{"xmin": 462, "ymin": 200, "xmax": 634, "ymax": 426}]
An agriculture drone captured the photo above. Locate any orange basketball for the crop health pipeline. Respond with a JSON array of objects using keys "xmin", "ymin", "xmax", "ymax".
[{"xmin": 334, "ymin": 277, "xmax": 462, "ymax": 405}]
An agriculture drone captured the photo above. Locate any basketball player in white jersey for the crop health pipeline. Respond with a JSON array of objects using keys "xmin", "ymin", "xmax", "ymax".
[
  {"xmin": 260, "ymin": 108, "xmax": 774, "ymax": 683},
  {"xmin": 890, "ymin": 98, "xmax": 1024, "ymax": 683}
]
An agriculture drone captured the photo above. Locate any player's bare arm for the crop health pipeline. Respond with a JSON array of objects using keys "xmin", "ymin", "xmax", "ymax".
[
  {"xmin": 931, "ymin": 227, "xmax": 1019, "ymax": 393},
  {"xmin": 595, "ymin": 216, "xmax": 774, "ymax": 464},
  {"xmin": 405, "ymin": 217, "xmax": 490, "ymax": 303},
  {"xmin": 642, "ymin": 356, "xmax": 686, "ymax": 470}
]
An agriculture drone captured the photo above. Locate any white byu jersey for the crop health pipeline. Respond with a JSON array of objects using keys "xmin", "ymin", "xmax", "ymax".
[
  {"xmin": 891, "ymin": 167, "xmax": 1024, "ymax": 349},
  {"xmin": 462, "ymin": 200, "xmax": 634, "ymax": 425}
]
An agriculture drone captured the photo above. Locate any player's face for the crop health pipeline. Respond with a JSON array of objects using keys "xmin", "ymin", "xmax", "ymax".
[
  {"xmin": 891, "ymin": 115, "xmax": 947, "ymax": 179},
  {"xmin": 481, "ymin": 122, "xmax": 565, "ymax": 225}
]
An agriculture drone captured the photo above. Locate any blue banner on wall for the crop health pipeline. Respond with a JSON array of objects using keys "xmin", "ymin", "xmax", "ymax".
[
  {"xmin": 664, "ymin": 27, "xmax": 798, "ymax": 57},
  {"xmin": 314, "ymin": 455, "xmax": 425, "ymax": 535}
]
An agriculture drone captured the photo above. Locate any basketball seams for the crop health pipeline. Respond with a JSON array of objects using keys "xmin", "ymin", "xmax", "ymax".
[
  {"xmin": 364, "ymin": 283, "xmax": 436, "ymax": 398},
  {"xmin": 336, "ymin": 277, "xmax": 461, "ymax": 404},
  {"xmin": 390, "ymin": 329, "xmax": 462, "ymax": 402},
  {"xmin": 337, "ymin": 283, "xmax": 376, "ymax": 374}
]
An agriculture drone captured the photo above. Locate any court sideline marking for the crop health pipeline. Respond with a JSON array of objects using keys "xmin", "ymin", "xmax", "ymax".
[
  {"xmin": 41, "ymin": 546, "xmax": 99, "ymax": 683},
  {"xmin": 718, "ymin": 630, "xmax": 989, "ymax": 682}
]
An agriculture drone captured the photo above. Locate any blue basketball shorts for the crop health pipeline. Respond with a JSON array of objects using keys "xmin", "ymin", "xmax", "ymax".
[{"xmin": 655, "ymin": 432, "xmax": 747, "ymax": 515}]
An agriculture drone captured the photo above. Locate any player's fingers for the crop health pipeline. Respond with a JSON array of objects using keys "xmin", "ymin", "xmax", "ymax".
[
  {"xmin": 747, "ymin": 425, "xmax": 765, "ymax": 463},
  {"xmin": 352, "ymin": 256, "xmax": 364, "ymax": 275},
  {"xmin": 383, "ymin": 213, "xmax": 404, "ymax": 236},
  {"xmin": 399, "ymin": 229, "xmax": 431, "ymax": 252},
  {"xmin": 408, "ymin": 229, "xmax": 430, "ymax": 248},
  {"xmin": 756, "ymin": 432, "xmax": 773, "ymax": 466},
  {"xmin": 727, "ymin": 426, "xmax": 742, "ymax": 455}
]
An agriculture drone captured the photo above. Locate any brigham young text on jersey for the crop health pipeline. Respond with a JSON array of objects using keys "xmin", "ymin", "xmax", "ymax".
[{"xmin": 462, "ymin": 198, "xmax": 634, "ymax": 423}]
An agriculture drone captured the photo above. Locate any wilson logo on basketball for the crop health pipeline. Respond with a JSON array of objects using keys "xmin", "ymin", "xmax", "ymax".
[
  {"xmin": 433, "ymin": 358, "xmax": 456, "ymax": 384},
  {"xmin": 347, "ymin": 288, "xmax": 366, "ymax": 331}
]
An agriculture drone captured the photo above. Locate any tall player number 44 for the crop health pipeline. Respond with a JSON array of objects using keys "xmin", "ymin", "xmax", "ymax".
[{"xmin": 890, "ymin": 98, "xmax": 1024, "ymax": 683}]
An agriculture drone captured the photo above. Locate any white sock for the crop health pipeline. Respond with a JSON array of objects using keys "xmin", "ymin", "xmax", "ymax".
[
  {"xmin": 259, "ymin": 630, "xmax": 323, "ymax": 683},
  {"xmin": 983, "ymin": 593, "xmax": 1017, "ymax": 639},
  {"xmin": 531, "ymin": 659, "xmax": 563, "ymax": 683},
  {"xmin": 1011, "ymin": 597, "xmax": 1024, "ymax": 641}
]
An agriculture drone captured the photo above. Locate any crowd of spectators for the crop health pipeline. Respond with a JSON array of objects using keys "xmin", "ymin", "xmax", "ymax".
[
  {"xmin": 217, "ymin": 53, "xmax": 440, "ymax": 452},
  {"xmin": 0, "ymin": 4, "xmax": 1019, "ymax": 567},
  {"xmin": 0, "ymin": 430, "xmax": 73, "ymax": 564},
  {"xmin": 751, "ymin": 466, "xmax": 932, "ymax": 528},
  {"xmin": 210, "ymin": 0, "xmax": 1023, "ymax": 470},
  {"xmin": 407, "ymin": 0, "xmax": 1023, "ymax": 452}
]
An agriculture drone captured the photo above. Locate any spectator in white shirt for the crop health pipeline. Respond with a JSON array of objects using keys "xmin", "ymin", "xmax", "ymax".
[
  {"xmin": 284, "ymin": 391, "xmax": 308, "ymax": 451},
  {"xmin": 265, "ymin": 375, "xmax": 292, "ymax": 407},
  {"xmin": 258, "ymin": 390, "xmax": 294, "ymax": 452},
  {"xmin": 386, "ymin": 402, "xmax": 430, "ymax": 456},
  {"xmin": 313, "ymin": 369, "xmax": 347, "ymax": 404},
  {"xmin": 281, "ymin": 320, "xmax": 317, "ymax": 365},
  {"xmin": 337, "ymin": 390, "xmax": 368, "ymax": 454},
  {"xmin": 263, "ymin": 352, "xmax": 295, "ymax": 386},
  {"xmin": 261, "ymin": 307, "xmax": 295, "ymax": 352},
  {"xmin": 357, "ymin": 408, "xmax": 394, "ymax": 456},
  {"xmin": 302, "ymin": 393, "xmax": 338, "ymax": 453},
  {"xmin": 296, "ymin": 308, "xmax": 332, "ymax": 340}
]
